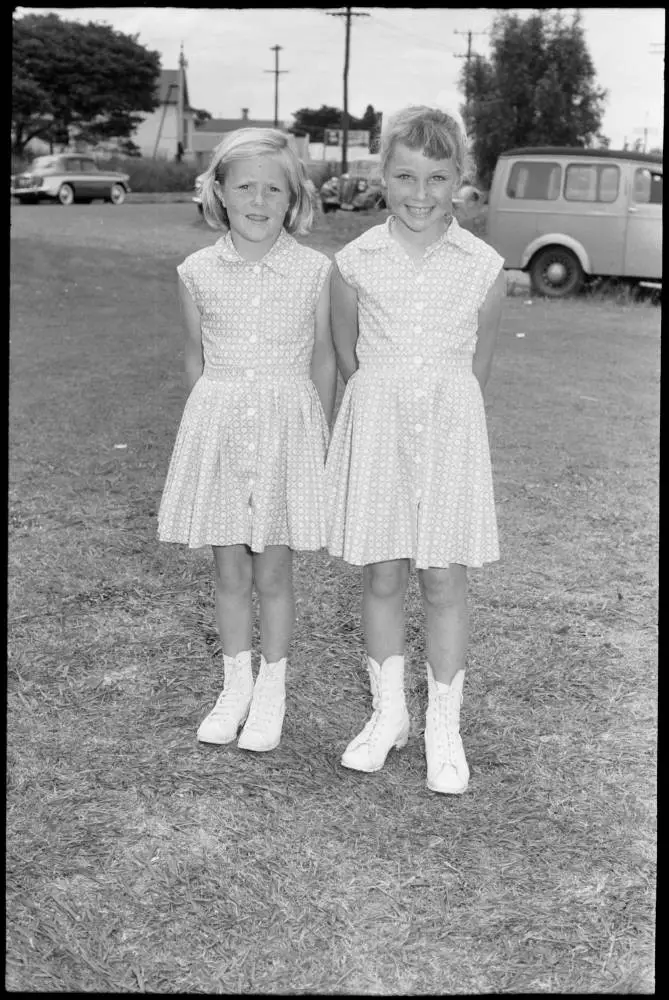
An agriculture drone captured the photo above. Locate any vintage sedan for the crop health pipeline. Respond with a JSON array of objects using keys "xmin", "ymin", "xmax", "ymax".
[{"xmin": 11, "ymin": 154, "xmax": 131, "ymax": 206}]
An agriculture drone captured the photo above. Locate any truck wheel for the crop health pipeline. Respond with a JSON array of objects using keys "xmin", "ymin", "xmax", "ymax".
[{"xmin": 530, "ymin": 246, "xmax": 584, "ymax": 298}]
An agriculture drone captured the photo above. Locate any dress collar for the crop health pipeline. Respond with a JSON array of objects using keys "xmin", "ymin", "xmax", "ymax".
[
  {"xmin": 214, "ymin": 226, "xmax": 295, "ymax": 274},
  {"xmin": 356, "ymin": 214, "xmax": 474, "ymax": 257}
]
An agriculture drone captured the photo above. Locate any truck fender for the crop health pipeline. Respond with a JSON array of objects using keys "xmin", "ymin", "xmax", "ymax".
[{"xmin": 520, "ymin": 234, "xmax": 591, "ymax": 275}]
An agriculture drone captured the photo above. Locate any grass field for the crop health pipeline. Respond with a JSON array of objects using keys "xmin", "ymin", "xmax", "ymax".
[{"xmin": 8, "ymin": 203, "xmax": 658, "ymax": 993}]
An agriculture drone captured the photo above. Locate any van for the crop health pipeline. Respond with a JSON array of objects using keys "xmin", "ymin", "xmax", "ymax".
[{"xmin": 486, "ymin": 147, "xmax": 662, "ymax": 297}]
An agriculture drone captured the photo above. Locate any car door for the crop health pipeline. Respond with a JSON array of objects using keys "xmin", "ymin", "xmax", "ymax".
[
  {"xmin": 623, "ymin": 165, "xmax": 663, "ymax": 280},
  {"xmin": 78, "ymin": 158, "xmax": 103, "ymax": 198}
]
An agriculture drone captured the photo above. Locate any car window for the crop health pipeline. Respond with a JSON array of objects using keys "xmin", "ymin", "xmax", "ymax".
[
  {"xmin": 564, "ymin": 164, "xmax": 620, "ymax": 203},
  {"xmin": 507, "ymin": 161, "xmax": 561, "ymax": 200},
  {"xmin": 31, "ymin": 156, "xmax": 58, "ymax": 171},
  {"xmin": 79, "ymin": 159, "xmax": 98, "ymax": 172},
  {"xmin": 633, "ymin": 168, "xmax": 663, "ymax": 205},
  {"xmin": 64, "ymin": 158, "xmax": 82, "ymax": 172}
]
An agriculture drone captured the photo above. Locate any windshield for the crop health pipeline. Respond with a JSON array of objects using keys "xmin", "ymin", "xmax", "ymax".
[{"xmin": 29, "ymin": 156, "xmax": 59, "ymax": 171}]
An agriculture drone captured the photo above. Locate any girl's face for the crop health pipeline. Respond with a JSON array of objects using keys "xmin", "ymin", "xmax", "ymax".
[
  {"xmin": 216, "ymin": 154, "xmax": 291, "ymax": 256},
  {"xmin": 384, "ymin": 142, "xmax": 457, "ymax": 245}
]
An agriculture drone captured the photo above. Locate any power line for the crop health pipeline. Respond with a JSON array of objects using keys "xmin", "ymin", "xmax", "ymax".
[
  {"xmin": 326, "ymin": 6, "xmax": 370, "ymax": 174},
  {"xmin": 264, "ymin": 45, "xmax": 289, "ymax": 127},
  {"xmin": 454, "ymin": 28, "xmax": 487, "ymax": 107}
]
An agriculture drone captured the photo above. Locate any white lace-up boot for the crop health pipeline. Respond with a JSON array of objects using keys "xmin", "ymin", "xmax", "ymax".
[
  {"xmin": 341, "ymin": 655, "xmax": 411, "ymax": 772},
  {"xmin": 237, "ymin": 655, "xmax": 286, "ymax": 752},
  {"xmin": 197, "ymin": 650, "xmax": 253, "ymax": 744},
  {"xmin": 424, "ymin": 663, "xmax": 470, "ymax": 794}
]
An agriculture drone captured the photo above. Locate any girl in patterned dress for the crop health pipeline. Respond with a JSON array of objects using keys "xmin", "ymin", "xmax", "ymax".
[
  {"xmin": 158, "ymin": 129, "xmax": 336, "ymax": 752},
  {"xmin": 326, "ymin": 106, "xmax": 505, "ymax": 793}
]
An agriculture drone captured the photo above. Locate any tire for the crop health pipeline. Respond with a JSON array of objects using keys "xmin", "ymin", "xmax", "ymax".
[
  {"xmin": 58, "ymin": 184, "xmax": 75, "ymax": 206},
  {"xmin": 109, "ymin": 184, "xmax": 126, "ymax": 205},
  {"xmin": 530, "ymin": 246, "xmax": 584, "ymax": 298}
]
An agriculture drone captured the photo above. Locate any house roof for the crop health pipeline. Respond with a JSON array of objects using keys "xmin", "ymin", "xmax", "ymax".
[
  {"xmin": 195, "ymin": 117, "xmax": 283, "ymax": 133},
  {"xmin": 156, "ymin": 69, "xmax": 191, "ymax": 109}
]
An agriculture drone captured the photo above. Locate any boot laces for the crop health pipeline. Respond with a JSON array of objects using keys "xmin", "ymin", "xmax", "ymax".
[
  {"xmin": 433, "ymin": 694, "xmax": 461, "ymax": 764},
  {"xmin": 244, "ymin": 673, "xmax": 283, "ymax": 731}
]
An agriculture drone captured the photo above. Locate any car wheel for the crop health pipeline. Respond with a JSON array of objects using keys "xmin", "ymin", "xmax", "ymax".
[
  {"xmin": 530, "ymin": 246, "xmax": 584, "ymax": 298},
  {"xmin": 109, "ymin": 184, "xmax": 126, "ymax": 205},
  {"xmin": 58, "ymin": 184, "xmax": 75, "ymax": 206}
]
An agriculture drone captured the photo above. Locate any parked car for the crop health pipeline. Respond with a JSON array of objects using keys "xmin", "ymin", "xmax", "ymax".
[
  {"xmin": 486, "ymin": 146, "xmax": 662, "ymax": 297},
  {"xmin": 11, "ymin": 154, "xmax": 131, "ymax": 206},
  {"xmin": 319, "ymin": 175, "xmax": 340, "ymax": 213},
  {"xmin": 338, "ymin": 161, "xmax": 386, "ymax": 211}
]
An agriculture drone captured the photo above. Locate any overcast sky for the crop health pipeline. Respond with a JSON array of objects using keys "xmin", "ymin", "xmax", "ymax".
[{"xmin": 18, "ymin": 6, "xmax": 666, "ymax": 149}]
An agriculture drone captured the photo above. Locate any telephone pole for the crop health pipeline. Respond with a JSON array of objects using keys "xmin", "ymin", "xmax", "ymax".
[
  {"xmin": 264, "ymin": 45, "xmax": 288, "ymax": 127},
  {"xmin": 454, "ymin": 28, "xmax": 487, "ymax": 108},
  {"xmin": 327, "ymin": 7, "xmax": 370, "ymax": 174}
]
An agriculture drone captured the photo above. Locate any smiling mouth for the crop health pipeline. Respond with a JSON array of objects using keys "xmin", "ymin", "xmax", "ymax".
[
  {"xmin": 406, "ymin": 206, "xmax": 434, "ymax": 217},
  {"xmin": 247, "ymin": 214, "xmax": 269, "ymax": 222}
]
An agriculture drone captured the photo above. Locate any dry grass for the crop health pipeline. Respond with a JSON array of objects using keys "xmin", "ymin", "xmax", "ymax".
[{"xmin": 8, "ymin": 202, "xmax": 657, "ymax": 993}]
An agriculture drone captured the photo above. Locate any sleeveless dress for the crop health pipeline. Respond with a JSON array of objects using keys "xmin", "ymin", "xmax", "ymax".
[
  {"xmin": 325, "ymin": 216, "xmax": 504, "ymax": 570},
  {"xmin": 158, "ymin": 228, "xmax": 331, "ymax": 551}
]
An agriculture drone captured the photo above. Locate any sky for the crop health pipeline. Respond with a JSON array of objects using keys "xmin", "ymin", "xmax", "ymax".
[{"xmin": 16, "ymin": 6, "xmax": 666, "ymax": 149}]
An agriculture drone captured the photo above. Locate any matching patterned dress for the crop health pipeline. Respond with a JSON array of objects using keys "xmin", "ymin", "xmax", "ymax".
[
  {"xmin": 159, "ymin": 216, "xmax": 504, "ymax": 570},
  {"xmin": 325, "ymin": 216, "xmax": 504, "ymax": 569},
  {"xmin": 158, "ymin": 228, "xmax": 331, "ymax": 551}
]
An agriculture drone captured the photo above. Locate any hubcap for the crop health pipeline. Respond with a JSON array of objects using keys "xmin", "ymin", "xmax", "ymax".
[{"xmin": 546, "ymin": 261, "xmax": 568, "ymax": 285}]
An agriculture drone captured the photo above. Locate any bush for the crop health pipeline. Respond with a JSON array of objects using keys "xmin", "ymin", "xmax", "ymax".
[{"xmin": 104, "ymin": 155, "xmax": 200, "ymax": 192}]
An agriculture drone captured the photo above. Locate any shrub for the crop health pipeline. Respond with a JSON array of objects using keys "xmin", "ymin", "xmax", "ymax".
[{"xmin": 103, "ymin": 155, "xmax": 200, "ymax": 193}]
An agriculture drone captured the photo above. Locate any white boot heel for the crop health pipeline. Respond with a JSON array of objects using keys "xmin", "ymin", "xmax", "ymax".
[
  {"xmin": 341, "ymin": 655, "xmax": 411, "ymax": 773},
  {"xmin": 197, "ymin": 650, "xmax": 253, "ymax": 744},
  {"xmin": 424, "ymin": 663, "xmax": 470, "ymax": 794},
  {"xmin": 237, "ymin": 655, "xmax": 286, "ymax": 752}
]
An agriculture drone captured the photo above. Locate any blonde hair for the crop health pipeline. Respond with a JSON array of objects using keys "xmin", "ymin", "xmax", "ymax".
[
  {"xmin": 380, "ymin": 106, "xmax": 471, "ymax": 184},
  {"xmin": 199, "ymin": 128, "xmax": 315, "ymax": 235}
]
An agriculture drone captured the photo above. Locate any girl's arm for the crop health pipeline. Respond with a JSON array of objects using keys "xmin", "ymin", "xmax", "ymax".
[
  {"xmin": 472, "ymin": 270, "xmax": 506, "ymax": 395},
  {"xmin": 178, "ymin": 277, "xmax": 204, "ymax": 392},
  {"xmin": 310, "ymin": 267, "xmax": 338, "ymax": 427},
  {"xmin": 330, "ymin": 262, "xmax": 359, "ymax": 384}
]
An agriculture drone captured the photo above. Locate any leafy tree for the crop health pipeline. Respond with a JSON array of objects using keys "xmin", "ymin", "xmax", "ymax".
[
  {"xmin": 192, "ymin": 107, "xmax": 212, "ymax": 128},
  {"xmin": 459, "ymin": 9, "xmax": 608, "ymax": 187},
  {"xmin": 291, "ymin": 105, "xmax": 343, "ymax": 143},
  {"xmin": 12, "ymin": 12, "xmax": 161, "ymax": 154}
]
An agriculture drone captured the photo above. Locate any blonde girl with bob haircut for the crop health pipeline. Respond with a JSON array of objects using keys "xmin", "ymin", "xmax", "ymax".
[
  {"xmin": 159, "ymin": 128, "xmax": 336, "ymax": 754},
  {"xmin": 326, "ymin": 105, "xmax": 506, "ymax": 794}
]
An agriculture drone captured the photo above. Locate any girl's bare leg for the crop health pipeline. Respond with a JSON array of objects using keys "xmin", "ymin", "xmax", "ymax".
[
  {"xmin": 418, "ymin": 564, "xmax": 469, "ymax": 683},
  {"xmin": 252, "ymin": 545, "xmax": 294, "ymax": 663},
  {"xmin": 362, "ymin": 559, "xmax": 411, "ymax": 662},
  {"xmin": 212, "ymin": 544, "xmax": 253, "ymax": 655}
]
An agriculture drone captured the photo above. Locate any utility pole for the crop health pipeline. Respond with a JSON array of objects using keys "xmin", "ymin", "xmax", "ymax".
[
  {"xmin": 264, "ymin": 45, "xmax": 288, "ymax": 127},
  {"xmin": 327, "ymin": 7, "xmax": 369, "ymax": 174},
  {"xmin": 454, "ymin": 28, "xmax": 487, "ymax": 109},
  {"xmin": 177, "ymin": 42, "xmax": 187, "ymax": 160}
]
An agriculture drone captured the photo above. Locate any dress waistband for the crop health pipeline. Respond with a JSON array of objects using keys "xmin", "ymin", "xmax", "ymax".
[
  {"xmin": 358, "ymin": 354, "xmax": 472, "ymax": 374},
  {"xmin": 203, "ymin": 363, "xmax": 310, "ymax": 383}
]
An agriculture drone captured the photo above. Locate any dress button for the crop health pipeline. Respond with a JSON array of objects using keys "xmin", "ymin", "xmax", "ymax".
[
  {"xmin": 416, "ymin": 388, "xmax": 426, "ymax": 398},
  {"xmin": 416, "ymin": 274, "xmax": 424, "ymax": 284},
  {"xmin": 416, "ymin": 489, "xmax": 422, "ymax": 499},
  {"xmin": 253, "ymin": 265, "xmax": 261, "ymax": 275},
  {"xmin": 247, "ymin": 407, "xmax": 256, "ymax": 417},
  {"xmin": 415, "ymin": 301, "xmax": 424, "ymax": 310},
  {"xmin": 414, "ymin": 355, "xmax": 423, "ymax": 365},
  {"xmin": 415, "ymin": 325, "xmax": 423, "ymax": 334},
  {"xmin": 248, "ymin": 442, "xmax": 256, "ymax": 452},
  {"xmin": 246, "ymin": 369, "xmax": 255, "ymax": 379},
  {"xmin": 415, "ymin": 423, "xmax": 423, "ymax": 433},
  {"xmin": 251, "ymin": 296, "xmax": 260, "ymax": 306},
  {"xmin": 249, "ymin": 335, "xmax": 257, "ymax": 344}
]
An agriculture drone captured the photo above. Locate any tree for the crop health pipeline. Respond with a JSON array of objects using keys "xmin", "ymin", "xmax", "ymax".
[
  {"xmin": 290, "ymin": 104, "xmax": 379, "ymax": 142},
  {"xmin": 12, "ymin": 12, "xmax": 161, "ymax": 154},
  {"xmin": 459, "ymin": 10, "xmax": 608, "ymax": 187},
  {"xmin": 291, "ymin": 105, "xmax": 343, "ymax": 143},
  {"xmin": 192, "ymin": 107, "xmax": 212, "ymax": 128}
]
